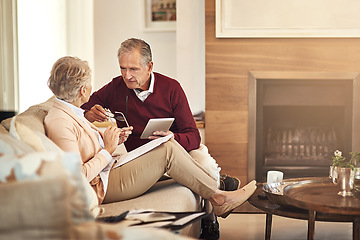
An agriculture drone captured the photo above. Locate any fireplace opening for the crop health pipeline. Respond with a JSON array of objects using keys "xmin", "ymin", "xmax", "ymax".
[
  {"xmin": 248, "ymin": 72, "xmax": 360, "ymax": 182},
  {"xmin": 260, "ymin": 106, "xmax": 347, "ymax": 179}
]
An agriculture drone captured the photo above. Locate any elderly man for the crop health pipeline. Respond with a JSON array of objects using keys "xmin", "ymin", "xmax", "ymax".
[{"xmin": 82, "ymin": 38, "xmax": 240, "ymax": 240}]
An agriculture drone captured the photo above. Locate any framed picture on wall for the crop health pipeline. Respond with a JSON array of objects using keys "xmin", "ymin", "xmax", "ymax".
[
  {"xmin": 216, "ymin": 0, "xmax": 360, "ymax": 38},
  {"xmin": 143, "ymin": 0, "xmax": 176, "ymax": 32}
]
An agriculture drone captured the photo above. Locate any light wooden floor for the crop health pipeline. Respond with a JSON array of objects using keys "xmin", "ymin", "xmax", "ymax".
[{"xmin": 218, "ymin": 213, "xmax": 352, "ymax": 240}]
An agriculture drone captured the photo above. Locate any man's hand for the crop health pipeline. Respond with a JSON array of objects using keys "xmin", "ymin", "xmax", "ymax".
[
  {"xmin": 84, "ymin": 104, "xmax": 108, "ymax": 122},
  {"xmin": 119, "ymin": 126, "xmax": 133, "ymax": 144},
  {"xmin": 148, "ymin": 130, "xmax": 173, "ymax": 140}
]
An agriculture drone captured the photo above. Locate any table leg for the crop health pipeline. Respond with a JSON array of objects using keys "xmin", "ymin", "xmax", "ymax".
[
  {"xmin": 307, "ymin": 210, "xmax": 316, "ymax": 240},
  {"xmin": 354, "ymin": 217, "xmax": 360, "ymax": 240},
  {"xmin": 265, "ymin": 213, "xmax": 272, "ymax": 240}
]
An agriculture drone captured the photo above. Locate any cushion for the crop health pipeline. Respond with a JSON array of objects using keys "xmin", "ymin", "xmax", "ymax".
[
  {"xmin": 0, "ymin": 151, "xmax": 96, "ymax": 239},
  {"xmin": 0, "ymin": 131, "xmax": 34, "ymax": 156},
  {"xmin": 0, "ymin": 124, "xmax": 8, "ymax": 135},
  {"xmin": 9, "ymin": 117, "xmax": 47, "ymax": 152},
  {"xmin": 1, "ymin": 96, "xmax": 54, "ymax": 134},
  {"xmin": 9, "ymin": 117, "xmax": 62, "ymax": 153},
  {"xmin": 5, "ymin": 119, "xmax": 100, "ymax": 218}
]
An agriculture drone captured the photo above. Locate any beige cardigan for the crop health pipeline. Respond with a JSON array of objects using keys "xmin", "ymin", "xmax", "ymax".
[{"xmin": 44, "ymin": 100, "xmax": 108, "ymax": 203}]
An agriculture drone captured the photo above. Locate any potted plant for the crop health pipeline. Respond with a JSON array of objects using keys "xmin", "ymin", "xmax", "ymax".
[
  {"xmin": 331, "ymin": 150, "xmax": 356, "ymax": 168},
  {"xmin": 330, "ymin": 150, "xmax": 360, "ymax": 196}
]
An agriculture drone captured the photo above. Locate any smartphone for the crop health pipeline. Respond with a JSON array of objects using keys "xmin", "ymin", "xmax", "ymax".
[{"xmin": 114, "ymin": 111, "xmax": 130, "ymax": 128}]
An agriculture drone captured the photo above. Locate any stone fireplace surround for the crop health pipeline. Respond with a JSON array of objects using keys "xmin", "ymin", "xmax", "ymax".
[{"xmin": 248, "ymin": 71, "xmax": 360, "ymax": 182}]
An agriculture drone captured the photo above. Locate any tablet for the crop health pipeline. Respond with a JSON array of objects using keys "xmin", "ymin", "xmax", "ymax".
[{"xmin": 140, "ymin": 118, "xmax": 175, "ymax": 139}]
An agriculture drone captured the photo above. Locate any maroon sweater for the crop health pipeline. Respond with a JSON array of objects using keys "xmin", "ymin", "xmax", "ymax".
[{"xmin": 82, "ymin": 72, "xmax": 201, "ymax": 152}]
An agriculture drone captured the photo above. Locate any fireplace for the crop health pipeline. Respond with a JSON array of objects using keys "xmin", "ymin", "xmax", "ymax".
[{"xmin": 248, "ymin": 72, "xmax": 360, "ymax": 182}]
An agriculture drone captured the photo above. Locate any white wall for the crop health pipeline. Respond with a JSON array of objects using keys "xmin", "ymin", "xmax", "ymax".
[
  {"xmin": 93, "ymin": 0, "xmax": 176, "ymax": 90},
  {"xmin": 16, "ymin": 0, "xmax": 94, "ymax": 112},
  {"xmin": 93, "ymin": 0, "xmax": 205, "ymax": 114},
  {"xmin": 176, "ymin": 0, "xmax": 205, "ymax": 114},
  {"xmin": 17, "ymin": 0, "xmax": 67, "ymax": 112}
]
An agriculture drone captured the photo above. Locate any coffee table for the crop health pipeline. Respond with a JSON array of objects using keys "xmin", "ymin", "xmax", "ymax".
[
  {"xmin": 283, "ymin": 178, "xmax": 360, "ymax": 240},
  {"xmin": 248, "ymin": 178, "xmax": 360, "ymax": 240}
]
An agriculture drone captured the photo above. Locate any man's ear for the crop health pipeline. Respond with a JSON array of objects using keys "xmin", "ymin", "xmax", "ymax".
[{"xmin": 147, "ymin": 61, "xmax": 154, "ymax": 72}]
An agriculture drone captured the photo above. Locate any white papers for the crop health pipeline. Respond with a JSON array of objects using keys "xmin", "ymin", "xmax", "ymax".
[
  {"xmin": 125, "ymin": 212, "xmax": 176, "ymax": 222},
  {"xmin": 171, "ymin": 212, "xmax": 206, "ymax": 226},
  {"xmin": 130, "ymin": 221, "xmax": 174, "ymax": 228},
  {"xmin": 113, "ymin": 134, "xmax": 173, "ymax": 169}
]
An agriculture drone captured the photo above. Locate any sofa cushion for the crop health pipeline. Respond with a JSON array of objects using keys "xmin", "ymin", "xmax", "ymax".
[
  {"xmin": 0, "ymin": 131, "xmax": 35, "ymax": 155},
  {"xmin": 1, "ymin": 96, "xmax": 54, "ymax": 134},
  {"xmin": 0, "ymin": 124, "xmax": 8, "ymax": 135},
  {"xmin": 4, "ymin": 121, "xmax": 101, "ymax": 218},
  {"xmin": 9, "ymin": 117, "xmax": 47, "ymax": 152},
  {"xmin": 9, "ymin": 117, "xmax": 62, "ymax": 153},
  {"xmin": 0, "ymin": 150, "xmax": 98, "ymax": 239}
]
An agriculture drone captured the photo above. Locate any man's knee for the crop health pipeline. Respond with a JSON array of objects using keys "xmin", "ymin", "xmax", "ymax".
[{"xmin": 190, "ymin": 144, "xmax": 221, "ymax": 182}]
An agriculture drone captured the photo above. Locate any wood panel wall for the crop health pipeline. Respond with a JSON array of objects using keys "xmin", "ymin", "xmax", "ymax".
[{"xmin": 205, "ymin": 0, "xmax": 360, "ymax": 185}]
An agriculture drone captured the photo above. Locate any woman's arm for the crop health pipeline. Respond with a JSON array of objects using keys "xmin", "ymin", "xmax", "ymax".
[{"xmin": 45, "ymin": 114, "xmax": 110, "ymax": 182}]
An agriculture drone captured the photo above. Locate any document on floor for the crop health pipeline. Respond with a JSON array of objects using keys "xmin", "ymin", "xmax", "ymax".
[{"xmin": 113, "ymin": 134, "xmax": 173, "ymax": 168}]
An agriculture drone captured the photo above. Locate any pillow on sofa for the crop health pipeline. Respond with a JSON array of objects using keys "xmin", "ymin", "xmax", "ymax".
[
  {"xmin": 5, "ymin": 121, "xmax": 101, "ymax": 218},
  {"xmin": 9, "ymin": 117, "xmax": 62, "ymax": 153},
  {"xmin": 0, "ymin": 130, "xmax": 34, "ymax": 155},
  {"xmin": 0, "ymin": 124, "xmax": 8, "ymax": 135},
  {"xmin": 0, "ymin": 151, "xmax": 98, "ymax": 239},
  {"xmin": 1, "ymin": 96, "xmax": 54, "ymax": 134},
  {"xmin": 9, "ymin": 117, "xmax": 47, "ymax": 152}
]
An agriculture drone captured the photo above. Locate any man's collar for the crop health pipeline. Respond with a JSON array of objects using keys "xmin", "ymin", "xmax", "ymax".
[
  {"xmin": 148, "ymin": 72, "xmax": 155, "ymax": 93},
  {"xmin": 133, "ymin": 72, "xmax": 155, "ymax": 102},
  {"xmin": 134, "ymin": 72, "xmax": 155, "ymax": 93}
]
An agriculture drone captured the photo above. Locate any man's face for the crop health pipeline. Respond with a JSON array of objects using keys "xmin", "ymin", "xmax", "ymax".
[{"xmin": 119, "ymin": 50, "xmax": 153, "ymax": 90}]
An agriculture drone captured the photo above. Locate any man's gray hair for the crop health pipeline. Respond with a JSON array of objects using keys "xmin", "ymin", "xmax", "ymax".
[
  {"xmin": 117, "ymin": 38, "xmax": 152, "ymax": 68},
  {"xmin": 47, "ymin": 56, "xmax": 91, "ymax": 102}
]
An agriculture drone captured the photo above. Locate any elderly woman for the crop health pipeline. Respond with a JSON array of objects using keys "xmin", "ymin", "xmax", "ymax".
[{"xmin": 44, "ymin": 56, "xmax": 256, "ymax": 218}]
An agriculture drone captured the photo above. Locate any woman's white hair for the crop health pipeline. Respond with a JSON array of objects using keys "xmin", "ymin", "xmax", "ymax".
[{"xmin": 48, "ymin": 56, "xmax": 91, "ymax": 102}]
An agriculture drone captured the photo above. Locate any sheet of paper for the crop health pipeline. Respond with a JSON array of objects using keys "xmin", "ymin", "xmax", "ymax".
[
  {"xmin": 113, "ymin": 134, "xmax": 173, "ymax": 168},
  {"xmin": 130, "ymin": 221, "xmax": 174, "ymax": 228},
  {"xmin": 171, "ymin": 212, "xmax": 206, "ymax": 226},
  {"xmin": 125, "ymin": 212, "xmax": 176, "ymax": 222}
]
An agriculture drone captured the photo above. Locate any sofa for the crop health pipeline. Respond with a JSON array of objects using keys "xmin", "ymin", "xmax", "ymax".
[{"xmin": 0, "ymin": 97, "xmax": 203, "ymax": 239}]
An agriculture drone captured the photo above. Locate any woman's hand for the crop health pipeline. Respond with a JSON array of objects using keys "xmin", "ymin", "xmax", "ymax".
[
  {"xmin": 118, "ymin": 126, "xmax": 133, "ymax": 144},
  {"xmin": 103, "ymin": 126, "xmax": 121, "ymax": 154}
]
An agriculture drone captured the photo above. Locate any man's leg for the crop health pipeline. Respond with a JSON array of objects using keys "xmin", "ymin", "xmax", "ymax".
[
  {"xmin": 189, "ymin": 144, "xmax": 239, "ymax": 240},
  {"xmin": 104, "ymin": 139, "xmax": 217, "ymax": 203},
  {"xmin": 189, "ymin": 144, "xmax": 221, "ymax": 186},
  {"xmin": 189, "ymin": 144, "xmax": 240, "ymax": 190}
]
